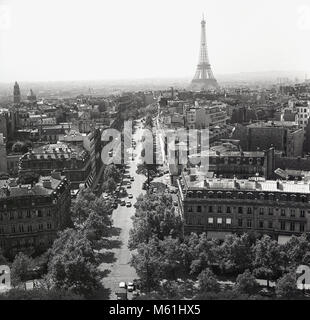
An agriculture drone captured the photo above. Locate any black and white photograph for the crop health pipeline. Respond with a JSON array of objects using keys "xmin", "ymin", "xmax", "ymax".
[{"xmin": 1, "ymin": 0, "xmax": 310, "ymax": 307}]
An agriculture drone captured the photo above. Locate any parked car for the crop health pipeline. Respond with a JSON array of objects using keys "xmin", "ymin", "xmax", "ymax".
[
  {"xmin": 120, "ymin": 200, "xmax": 126, "ymax": 206},
  {"xmin": 126, "ymin": 202, "xmax": 132, "ymax": 207},
  {"xmin": 127, "ymin": 184, "xmax": 131, "ymax": 189},
  {"xmin": 119, "ymin": 281, "xmax": 127, "ymax": 289},
  {"xmin": 128, "ymin": 193, "xmax": 133, "ymax": 199},
  {"xmin": 127, "ymin": 282, "xmax": 135, "ymax": 292},
  {"xmin": 173, "ymin": 201, "xmax": 178, "ymax": 206},
  {"xmin": 130, "ymin": 177, "xmax": 134, "ymax": 182}
]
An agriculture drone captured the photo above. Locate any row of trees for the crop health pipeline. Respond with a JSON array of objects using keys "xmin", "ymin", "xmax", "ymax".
[
  {"xmin": 129, "ymin": 191, "xmax": 310, "ymax": 299},
  {"xmin": 3, "ymin": 188, "xmax": 112, "ymax": 299},
  {"xmin": 101, "ymin": 164, "xmax": 121, "ymax": 193}
]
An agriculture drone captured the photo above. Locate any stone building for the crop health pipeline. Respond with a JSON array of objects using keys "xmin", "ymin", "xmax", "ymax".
[
  {"xmin": 232, "ymin": 121, "xmax": 304, "ymax": 157},
  {"xmin": 178, "ymin": 170, "xmax": 310, "ymax": 243},
  {"xmin": 0, "ymin": 173, "xmax": 71, "ymax": 257},
  {"xmin": 18, "ymin": 142, "xmax": 92, "ymax": 190}
]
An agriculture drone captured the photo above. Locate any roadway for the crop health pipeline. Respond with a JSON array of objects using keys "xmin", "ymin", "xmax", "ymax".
[{"xmin": 99, "ymin": 119, "xmax": 146, "ymax": 299}]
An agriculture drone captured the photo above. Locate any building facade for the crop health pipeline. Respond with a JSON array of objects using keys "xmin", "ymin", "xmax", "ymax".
[
  {"xmin": 0, "ymin": 173, "xmax": 71, "ymax": 257},
  {"xmin": 18, "ymin": 142, "xmax": 92, "ymax": 190},
  {"xmin": 179, "ymin": 172, "xmax": 310, "ymax": 242}
]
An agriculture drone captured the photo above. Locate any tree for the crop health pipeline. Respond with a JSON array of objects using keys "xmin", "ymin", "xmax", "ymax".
[
  {"xmin": 47, "ymin": 229, "xmax": 103, "ymax": 298},
  {"xmin": 11, "ymin": 253, "xmax": 34, "ymax": 288},
  {"xmin": 197, "ymin": 268, "xmax": 221, "ymax": 294},
  {"xmin": 0, "ymin": 288, "xmax": 84, "ymax": 300},
  {"xmin": 129, "ymin": 192, "xmax": 183, "ymax": 250},
  {"xmin": 185, "ymin": 233, "xmax": 218, "ymax": 275},
  {"xmin": 103, "ymin": 164, "xmax": 120, "ymax": 182},
  {"xmin": 282, "ymin": 234, "xmax": 310, "ymax": 270},
  {"xmin": 275, "ymin": 272, "xmax": 300, "ymax": 299},
  {"xmin": 102, "ymin": 178, "xmax": 116, "ymax": 193},
  {"xmin": 218, "ymin": 233, "xmax": 254, "ymax": 274},
  {"xmin": 253, "ymin": 235, "xmax": 282, "ymax": 288},
  {"xmin": 130, "ymin": 237, "xmax": 163, "ymax": 293},
  {"xmin": 71, "ymin": 188, "xmax": 111, "ymax": 226},
  {"xmin": 12, "ymin": 141, "xmax": 28, "ymax": 154},
  {"xmin": 233, "ymin": 269, "xmax": 260, "ymax": 295},
  {"xmin": 79, "ymin": 211, "xmax": 110, "ymax": 244}
]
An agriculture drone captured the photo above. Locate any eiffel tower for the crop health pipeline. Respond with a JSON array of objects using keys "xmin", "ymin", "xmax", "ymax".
[{"xmin": 190, "ymin": 16, "xmax": 219, "ymax": 91}]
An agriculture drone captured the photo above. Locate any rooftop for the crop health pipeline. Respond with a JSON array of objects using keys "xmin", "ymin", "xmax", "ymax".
[
  {"xmin": 0, "ymin": 175, "xmax": 66, "ymax": 198},
  {"xmin": 182, "ymin": 172, "xmax": 310, "ymax": 194}
]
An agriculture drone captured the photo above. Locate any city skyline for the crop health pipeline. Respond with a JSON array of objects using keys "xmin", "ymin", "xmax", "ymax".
[{"xmin": 0, "ymin": 0, "xmax": 310, "ymax": 82}]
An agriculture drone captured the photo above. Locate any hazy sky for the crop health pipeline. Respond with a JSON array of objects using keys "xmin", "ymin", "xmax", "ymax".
[{"xmin": 0, "ymin": 0, "xmax": 310, "ymax": 82}]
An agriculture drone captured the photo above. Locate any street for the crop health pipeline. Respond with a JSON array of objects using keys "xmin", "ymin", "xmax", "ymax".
[{"xmin": 99, "ymin": 119, "xmax": 146, "ymax": 300}]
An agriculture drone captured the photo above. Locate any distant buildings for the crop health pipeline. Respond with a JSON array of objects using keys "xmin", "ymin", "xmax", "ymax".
[
  {"xmin": 18, "ymin": 142, "xmax": 92, "ymax": 190},
  {"xmin": 13, "ymin": 82, "xmax": 21, "ymax": 104},
  {"xmin": 232, "ymin": 121, "xmax": 304, "ymax": 157},
  {"xmin": 0, "ymin": 173, "xmax": 71, "ymax": 257}
]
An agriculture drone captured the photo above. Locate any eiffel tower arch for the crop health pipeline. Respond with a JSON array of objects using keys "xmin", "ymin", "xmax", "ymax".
[{"xmin": 190, "ymin": 16, "xmax": 219, "ymax": 91}]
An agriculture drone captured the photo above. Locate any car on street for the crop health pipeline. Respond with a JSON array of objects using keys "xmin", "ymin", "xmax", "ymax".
[
  {"xmin": 126, "ymin": 202, "xmax": 132, "ymax": 207},
  {"xmin": 120, "ymin": 200, "xmax": 126, "ymax": 206},
  {"xmin": 127, "ymin": 282, "xmax": 135, "ymax": 292},
  {"xmin": 119, "ymin": 281, "xmax": 127, "ymax": 289},
  {"xmin": 173, "ymin": 201, "xmax": 178, "ymax": 206},
  {"xmin": 127, "ymin": 184, "xmax": 131, "ymax": 189},
  {"xmin": 130, "ymin": 177, "xmax": 134, "ymax": 181},
  {"xmin": 128, "ymin": 193, "xmax": 133, "ymax": 199}
]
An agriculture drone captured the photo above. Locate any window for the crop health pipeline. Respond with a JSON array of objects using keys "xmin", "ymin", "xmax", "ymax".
[
  {"xmin": 26, "ymin": 210, "xmax": 31, "ymax": 218},
  {"xmin": 226, "ymin": 218, "xmax": 232, "ymax": 225},
  {"xmin": 38, "ymin": 210, "xmax": 42, "ymax": 217},
  {"xmin": 9, "ymin": 212, "xmax": 14, "ymax": 220},
  {"xmin": 0, "ymin": 214, "xmax": 3, "ymax": 221},
  {"xmin": 238, "ymin": 207, "xmax": 243, "ymax": 214},
  {"xmin": 247, "ymin": 207, "xmax": 252, "ymax": 214},
  {"xmin": 47, "ymin": 210, "xmax": 51, "ymax": 217},
  {"xmin": 247, "ymin": 219, "xmax": 252, "ymax": 228},
  {"xmin": 11, "ymin": 225, "xmax": 16, "ymax": 233},
  {"xmin": 27, "ymin": 225, "xmax": 32, "ymax": 232},
  {"xmin": 18, "ymin": 211, "xmax": 22, "ymax": 219},
  {"xmin": 238, "ymin": 219, "xmax": 242, "ymax": 227},
  {"xmin": 39, "ymin": 223, "xmax": 43, "ymax": 230},
  {"xmin": 280, "ymin": 221, "xmax": 286, "ymax": 230},
  {"xmin": 197, "ymin": 206, "xmax": 202, "ymax": 213},
  {"xmin": 300, "ymin": 210, "xmax": 305, "ymax": 218},
  {"xmin": 259, "ymin": 221, "xmax": 264, "ymax": 228},
  {"xmin": 259, "ymin": 208, "xmax": 264, "ymax": 215},
  {"xmin": 209, "ymin": 206, "xmax": 213, "ymax": 213},
  {"xmin": 290, "ymin": 222, "xmax": 295, "ymax": 231},
  {"xmin": 290, "ymin": 209, "xmax": 295, "ymax": 217},
  {"xmin": 19, "ymin": 225, "xmax": 24, "ymax": 233},
  {"xmin": 188, "ymin": 206, "xmax": 193, "ymax": 213},
  {"xmin": 268, "ymin": 221, "xmax": 273, "ymax": 229},
  {"xmin": 217, "ymin": 218, "xmax": 222, "ymax": 224},
  {"xmin": 268, "ymin": 208, "xmax": 273, "ymax": 215},
  {"xmin": 226, "ymin": 207, "xmax": 231, "ymax": 214},
  {"xmin": 208, "ymin": 217, "xmax": 214, "ymax": 224},
  {"xmin": 300, "ymin": 224, "xmax": 305, "ymax": 232},
  {"xmin": 47, "ymin": 223, "xmax": 52, "ymax": 229},
  {"xmin": 281, "ymin": 209, "xmax": 285, "ymax": 217},
  {"xmin": 217, "ymin": 206, "xmax": 222, "ymax": 213}
]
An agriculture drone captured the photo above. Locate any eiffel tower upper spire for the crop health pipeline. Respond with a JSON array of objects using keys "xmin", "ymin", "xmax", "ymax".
[{"xmin": 190, "ymin": 16, "xmax": 219, "ymax": 91}]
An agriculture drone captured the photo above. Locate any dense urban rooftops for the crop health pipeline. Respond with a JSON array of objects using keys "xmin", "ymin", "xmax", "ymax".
[{"xmin": 0, "ymin": 175, "xmax": 66, "ymax": 198}]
